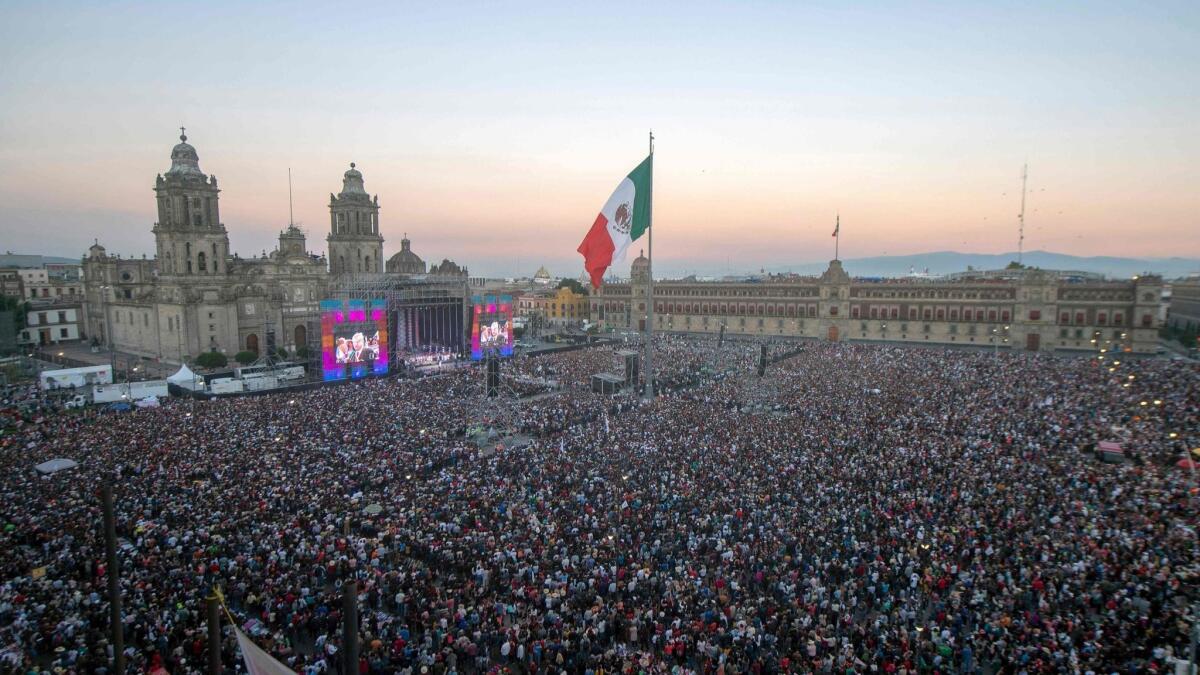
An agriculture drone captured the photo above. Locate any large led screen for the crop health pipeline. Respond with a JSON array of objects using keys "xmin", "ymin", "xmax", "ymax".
[
  {"xmin": 321, "ymin": 299, "xmax": 389, "ymax": 380},
  {"xmin": 470, "ymin": 294, "xmax": 514, "ymax": 360}
]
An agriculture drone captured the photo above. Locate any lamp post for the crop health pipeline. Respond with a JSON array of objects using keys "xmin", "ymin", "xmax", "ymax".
[
  {"xmin": 991, "ymin": 325, "xmax": 1009, "ymax": 356},
  {"xmin": 98, "ymin": 284, "xmax": 116, "ymax": 374}
]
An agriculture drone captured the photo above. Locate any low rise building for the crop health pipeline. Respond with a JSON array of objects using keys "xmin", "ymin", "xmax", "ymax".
[
  {"xmin": 518, "ymin": 286, "xmax": 590, "ymax": 327},
  {"xmin": 0, "ymin": 270, "xmax": 22, "ymax": 299},
  {"xmin": 19, "ymin": 304, "xmax": 83, "ymax": 346},
  {"xmin": 1167, "ymin": 277, "xmax": 1200, "ymax": 333}
]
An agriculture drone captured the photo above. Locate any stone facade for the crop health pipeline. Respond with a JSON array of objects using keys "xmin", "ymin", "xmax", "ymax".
[
  {"xmin": 592, "ymin": 258, "xmax": 1163, "ymax": 354},
  {"xmin": 83, "ymin": 132, "xmax": 331, "ymax": 363},
  {"xmin": 1168, "ymin": 279, "xmax": 1200, "ymax": 333},
  {"xmin": 328, "ymin": 164, "xmax": 383, "ymax": 275},
  {"xmin": 429, "ymin": 258, "xmax": 469, "ymax": 277}
]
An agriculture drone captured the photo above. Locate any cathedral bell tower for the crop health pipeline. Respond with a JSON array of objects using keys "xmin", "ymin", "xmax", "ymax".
[
  {"xmin": 152, "ymin": 129, "xmax": 230, "ymax": 277},
  {"xmin": 327, "ymin": 163, "xmax": 384, "ymax": 275}
]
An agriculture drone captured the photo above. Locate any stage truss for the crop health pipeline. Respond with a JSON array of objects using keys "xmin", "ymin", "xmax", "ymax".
[
  {"xmin": 328, "ymin": 273, "xmax": 471, "ymax": 366},
  {"xmin": 470, "ymin": 358, "xmax": 527, "ymax": 443}
]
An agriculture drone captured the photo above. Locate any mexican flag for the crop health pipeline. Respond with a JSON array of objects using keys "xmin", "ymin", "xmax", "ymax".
[{"xmin": 577, "ymin": 154, "xmax": 652, "ymax": 288}]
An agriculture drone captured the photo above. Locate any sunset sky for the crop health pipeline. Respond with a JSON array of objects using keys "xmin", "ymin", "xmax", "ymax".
[{"xmin": 1, "ymin": 1, "xmax": 1197, "ymax": 278}]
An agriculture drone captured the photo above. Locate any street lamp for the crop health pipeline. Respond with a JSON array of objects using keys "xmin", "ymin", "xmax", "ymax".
[{"xmin": 992, "ymin": 325, "xmax": 1008, "ymax": 356}]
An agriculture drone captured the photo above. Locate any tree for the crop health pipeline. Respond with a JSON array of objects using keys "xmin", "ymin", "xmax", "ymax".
[
  {"xmin": 1005, "ymin": 261, "xmax": 1027, "ymax": 270},
  {"xmin": 234, "ymin": 350, "xmax": 257, "ymax": 365},
  {"xmin": 275, "ymin": 346, "xmax": 289, "ymax": 360},
  {"xmin": 0, "ymin": 296, "xmax": 31, "ymax": 330},
  {"xmin": 195, "ymin": 351, "xmax": 228, "ymax": 369},
  {"xmin": 556, "ymin": 278, "xmax": 588, "ymax": 296},
  {"xmin": 295, "ymin": 345, "xmax": 311, "ymax": 359}
]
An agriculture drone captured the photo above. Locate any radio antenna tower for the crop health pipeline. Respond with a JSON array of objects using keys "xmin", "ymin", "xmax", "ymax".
[{"xmin": 1017, "ymin": 163, "xmax": 1028, "ymax": 265}]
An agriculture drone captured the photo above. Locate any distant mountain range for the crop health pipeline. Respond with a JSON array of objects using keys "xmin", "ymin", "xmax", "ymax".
[
  {"xmin": 8, "ymin": 248, "xmax": 1199, "ymax": 283},
  {"xmin": 754, "ymin": 250, "xmax": 1200, "ymax": 280},
  {"xmin": 0, "ymin": 253, "xmax": 80, "ymax": 268}
]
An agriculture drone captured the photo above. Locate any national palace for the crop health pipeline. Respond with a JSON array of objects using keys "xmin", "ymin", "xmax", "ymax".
[{"xmin": 591, "ymin": 253, "xmax": 1164, "ymax": 354}]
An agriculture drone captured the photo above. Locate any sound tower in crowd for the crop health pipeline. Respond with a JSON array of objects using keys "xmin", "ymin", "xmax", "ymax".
[
  {"xmin": 485, "ymin": 354, "xmax": 500, "ymax": 398},
  {"xmin": 617, "ymin": 350, "xmax": 639, "ymax": 387},
  {"xmin": 757, "ymin": 343, "xmax": 767, "ymax": 377}
]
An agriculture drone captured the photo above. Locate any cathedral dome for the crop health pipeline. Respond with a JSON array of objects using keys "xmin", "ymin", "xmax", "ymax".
[
  {"xmin": 385, "ymin": 235, "xmax": 426, "ymax": 274},
  {"xmin": 165, "ymin": 129, "xmax": 205, "ymax": 178}
]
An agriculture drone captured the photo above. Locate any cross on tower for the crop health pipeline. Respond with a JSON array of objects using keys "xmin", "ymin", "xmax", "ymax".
[{"xmin": 179, "ymin": 125, "xmax": 187, "ymax": 141}]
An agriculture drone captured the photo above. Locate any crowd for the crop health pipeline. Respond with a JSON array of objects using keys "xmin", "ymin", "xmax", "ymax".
[{"xmin": 1, "ymin": 337, "xmax": 1198, "ymax": 674}]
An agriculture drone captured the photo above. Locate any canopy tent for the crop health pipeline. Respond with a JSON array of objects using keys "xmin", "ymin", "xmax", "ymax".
[
  {"xmin": 34, "ymin": 458, "xmax": 78, "ymax": 475},
  {"xmin": 135, "ymin": 396, "xmax": 160, "ymax": 408},
  {"xmin": 167, "ymin": 364, "xmax": 200, "ymax": 388},
  {"xmin": 1176, "ymin": 458, "xmax": 1198, "ymax": 470},
  {"xmin": 1097, "ymin": 440, "xmax": 1126, "ymax": 464}
]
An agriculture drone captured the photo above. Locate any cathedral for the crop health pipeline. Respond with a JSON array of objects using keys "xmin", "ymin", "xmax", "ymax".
[{"xmin": 81, "ymin": 131, "xmax": 424, "ymax": 364}]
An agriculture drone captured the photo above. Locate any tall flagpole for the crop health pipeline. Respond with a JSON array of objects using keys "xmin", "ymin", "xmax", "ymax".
[
  {"xmin": 644, "ymin": 130, "xmax": 655, "ymax": 401},
  {"xmin": 835, "ymin": 212, "xmax": 840, "ymax": 261}
]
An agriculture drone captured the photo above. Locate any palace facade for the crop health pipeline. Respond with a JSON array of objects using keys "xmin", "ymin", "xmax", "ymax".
[{"xmin": 592, "ymin": 255, "xmax": 1163, "ymax": 354}]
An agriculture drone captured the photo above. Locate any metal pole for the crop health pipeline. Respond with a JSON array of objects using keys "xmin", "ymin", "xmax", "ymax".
[
  {"xmin": 102, "ymin": 483, "xmax": 125, "ymax": 674},
  {"xmin": 1188, "ymin": 456, "xmax": 1199, "ymax": 675},
  {"xmin": 342, "ymin": 579, "xmax": 358, "ymax": 675},
  {"xmin": 643, "ymin": 131, "xmax": 655, "ymax": 401},
  {"xmin": 1192, "ymin": 601, "xmax": 1199, "ymax": 675},
  {"xmin": 206, "ymin": 595, "xmax": 222, "ymax": 675}
]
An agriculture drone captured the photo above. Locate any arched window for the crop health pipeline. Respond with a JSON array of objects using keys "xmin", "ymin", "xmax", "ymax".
[{"xmin": 197, "ymin": 251, "xmax": 207, "ymax": 272}]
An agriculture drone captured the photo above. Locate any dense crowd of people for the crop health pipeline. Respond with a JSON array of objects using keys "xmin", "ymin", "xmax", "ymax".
[{"xmin": 1, "ymin": 337, "xmax": 1198, "ymax": 674}]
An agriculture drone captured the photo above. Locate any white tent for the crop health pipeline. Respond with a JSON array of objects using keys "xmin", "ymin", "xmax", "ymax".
[
  {"xmin": 35, "ymin": 458, "xmax": 79, "ymax": 475},
  {"xmin": 167, "ymin": 364, "xmax": 200, "ymax": 389},
  {"xmin": 135, "ymin": 396, "xmax": 160, "ymax": 408}
]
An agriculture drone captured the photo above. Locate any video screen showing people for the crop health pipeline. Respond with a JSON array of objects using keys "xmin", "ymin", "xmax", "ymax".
[
  {"xmin": 334, "ymin": 330, "xmax": 381, "ymax": 365},
  {"xmin": 320, "ymin": 299, "xmax": 389, "ymax": 380},
  {"xmin": 479, "ymin": 319, "xmax": 513, "ymax": 351},
  {"xmin": 470, "ymin": 294, "xmax": 514, "ymax": 360}
]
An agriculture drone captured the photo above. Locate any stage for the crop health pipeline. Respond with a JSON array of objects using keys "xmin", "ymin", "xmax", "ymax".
[{"xmin": 326, "ymin": 274, "xmax": 470, "ymax": 377}]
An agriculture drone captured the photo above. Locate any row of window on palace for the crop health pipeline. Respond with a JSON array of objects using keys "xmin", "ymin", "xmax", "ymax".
[
  {"xmin": 593, "ymin": 302, "xmax": 1152, "ymax": 327},
  {"xmin": 646, "ymin": 287, "xmax": 1020, "ymax": 300}
]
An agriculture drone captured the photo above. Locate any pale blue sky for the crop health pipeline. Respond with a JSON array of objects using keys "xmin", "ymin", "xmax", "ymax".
[{"xmin": 1, "ymin": 1, "xmax": 1196, "ymax": 277}]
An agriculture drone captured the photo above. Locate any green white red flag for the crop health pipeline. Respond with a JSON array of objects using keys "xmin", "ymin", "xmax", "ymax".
[{"xmin": 577, "ymin": 154, "xmax": 653, "ymax": 288}]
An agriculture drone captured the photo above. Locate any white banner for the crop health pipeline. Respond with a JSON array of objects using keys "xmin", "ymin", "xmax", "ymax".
[{"xmin": 235, "ymin": 625, "xmax": 296, "ymax": 675}]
